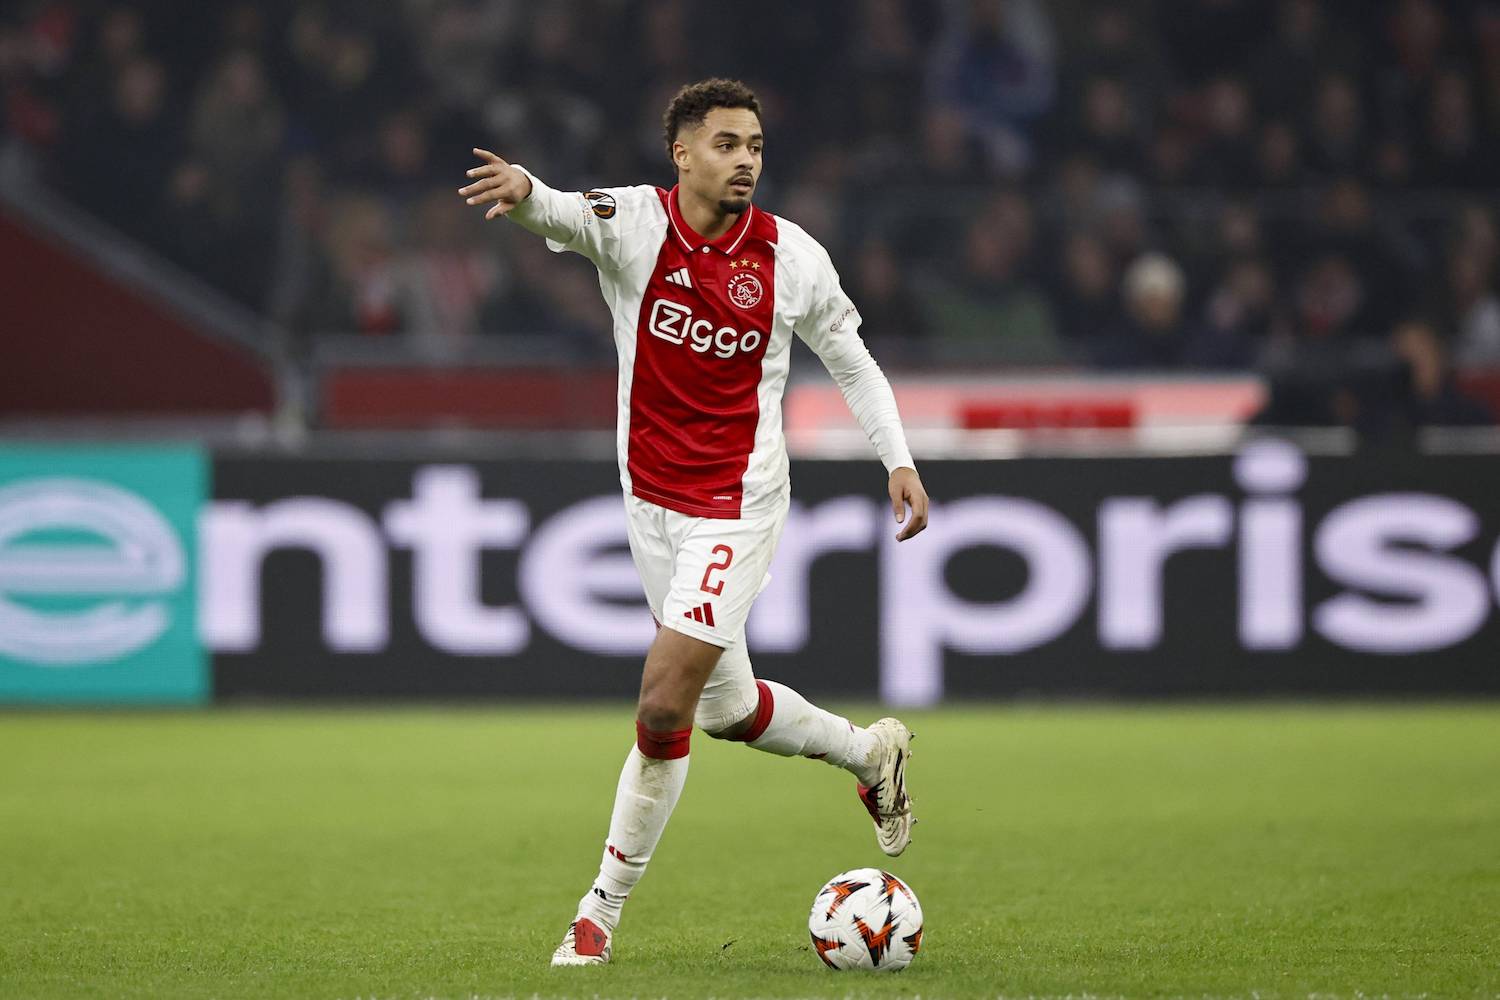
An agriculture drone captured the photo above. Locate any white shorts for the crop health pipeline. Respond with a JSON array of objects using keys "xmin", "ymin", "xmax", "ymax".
[{"xmin": 625, "ymin": 494, "xmax": 787, "ymax": 731}]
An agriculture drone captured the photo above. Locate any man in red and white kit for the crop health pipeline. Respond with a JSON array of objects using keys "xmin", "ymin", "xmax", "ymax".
[{"xmin": 458, "ymin": 78, "xmax": 929, "ymax": 966}]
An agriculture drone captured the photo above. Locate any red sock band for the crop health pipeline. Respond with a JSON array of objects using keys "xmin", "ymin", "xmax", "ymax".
[
  {"xmin": 636, "ymin": 720, "xmax": 691, "ymax": 759},
  {"xmin": 732, "ymin": 680, "xmax": 775, "ymax": 743}
]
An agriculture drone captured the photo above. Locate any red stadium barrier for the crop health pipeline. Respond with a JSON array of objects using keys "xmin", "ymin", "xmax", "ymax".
[
  {"xmin": 321, "ymin": 366, "xmax": 619, "ymax": 429},
  {"xmin": 0, "ymin": 211, "xmax": 275, "ymax": 417},
  {"xmin": 959, "ymin": 400, "xmax": 1136, "ymax": 429}
]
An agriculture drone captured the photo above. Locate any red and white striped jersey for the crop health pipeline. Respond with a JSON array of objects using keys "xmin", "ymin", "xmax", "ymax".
[{"xmin": 509, "ymin": 168, "xmax": 914, "ymax": 519}]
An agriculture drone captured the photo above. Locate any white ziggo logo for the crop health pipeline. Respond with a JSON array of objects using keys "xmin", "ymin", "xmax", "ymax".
[{"xmin": 647, "ymin": 299, "xmax": 764, "ymax": 359}]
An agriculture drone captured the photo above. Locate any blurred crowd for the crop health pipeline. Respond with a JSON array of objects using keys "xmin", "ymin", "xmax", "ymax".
[{"xmin": 2, "ymin": 0, "xmax": 1498, "ymax": 428}]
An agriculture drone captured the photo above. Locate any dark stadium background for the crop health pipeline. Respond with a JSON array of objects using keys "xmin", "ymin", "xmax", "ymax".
[{"xmin": 2, "ymin": 0, "xmax": 1498, "ymax": 703}]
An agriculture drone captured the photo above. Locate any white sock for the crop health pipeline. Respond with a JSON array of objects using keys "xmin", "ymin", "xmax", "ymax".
[
  {"xmin": 575, "ymin": 739, "xmax": 689, "ymax": 932},
  {"xmin": 745, "ymin": 680, "xmax": 882, "ymax": 785}
]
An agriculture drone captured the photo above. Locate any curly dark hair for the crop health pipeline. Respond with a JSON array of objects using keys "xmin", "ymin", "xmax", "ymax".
[{"xmin": 661, "ymin": 78, "xmax": 762, "ymax": 163}]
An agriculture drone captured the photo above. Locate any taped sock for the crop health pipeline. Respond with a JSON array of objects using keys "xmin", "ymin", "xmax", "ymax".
[
  {"xmin": 736, "ymin": 680, "xmax": 881, "ymax": 784},
  {"xmin": 575, "ymin": 727, "xmax": 690, "ymax": 931}
]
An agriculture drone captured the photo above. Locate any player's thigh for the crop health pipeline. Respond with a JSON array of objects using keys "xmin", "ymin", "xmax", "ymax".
[
  {"xmin": 660, "ymin": 502, "xmax": 787, "ymax": 649},
  {"xmin": 624, "ymin": 495, "xmax": 674, "ymax": 621}
]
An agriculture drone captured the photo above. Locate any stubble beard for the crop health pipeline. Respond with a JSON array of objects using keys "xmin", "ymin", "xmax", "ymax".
[{"xmin": 718, "ymin": 196, "xmax": 751, "ymax": 215}]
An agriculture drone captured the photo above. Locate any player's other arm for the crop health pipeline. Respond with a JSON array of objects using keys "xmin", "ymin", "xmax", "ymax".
[
  {"xmin": 794, "ymin": 243, "xmax": 929, "ymax": 541},
  {"xmin": 458, "ymin": 148, "xmax": 619, "ymax": 267}
]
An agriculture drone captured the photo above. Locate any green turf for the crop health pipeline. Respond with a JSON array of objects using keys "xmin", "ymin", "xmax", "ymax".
[{"xmin": 0, "ymin": 703, "xmax": 1496, "ymax": 999}]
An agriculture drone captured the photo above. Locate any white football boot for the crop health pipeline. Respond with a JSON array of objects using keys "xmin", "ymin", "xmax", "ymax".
[
  {"xmin": 856, "ymin": 717, "xmax": 915, "ymax": 856},
  {"xmin": 550, "ymin": 916, "xmax": 611, "ymax": 966}
]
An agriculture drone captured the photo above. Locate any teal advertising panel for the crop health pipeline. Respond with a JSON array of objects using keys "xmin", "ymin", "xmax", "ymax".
[{"xmin": 0, "ymin": 446, "xmax": 208, "ymax": 704}]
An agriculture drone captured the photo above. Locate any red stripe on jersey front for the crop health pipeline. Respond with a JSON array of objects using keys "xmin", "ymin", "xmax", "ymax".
[{"xmin": 626, "ymin": 187, "xmax": 779, "ymax": 519}]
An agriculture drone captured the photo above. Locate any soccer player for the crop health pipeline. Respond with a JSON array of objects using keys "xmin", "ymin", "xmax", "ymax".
[{"xmin": 458, "ymin": 78, "xmax": 929, "ymax": 967}]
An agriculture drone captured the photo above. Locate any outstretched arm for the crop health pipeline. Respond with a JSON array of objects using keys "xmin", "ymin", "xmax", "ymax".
[
  {"xmin": 458, "ymin": 149, "xmax": 624, "ymax": 268},
  {"xmin": 458, "ymin": 148, "xmax": 532, "ymax": 219}
]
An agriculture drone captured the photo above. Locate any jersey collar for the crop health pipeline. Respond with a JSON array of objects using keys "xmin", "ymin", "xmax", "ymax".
[{"xmin": 666, "ymin": 185, "xmax": 757, "ymax": 257}]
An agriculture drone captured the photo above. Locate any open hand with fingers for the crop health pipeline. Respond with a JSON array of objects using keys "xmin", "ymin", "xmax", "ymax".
[
  {"xmin": 889, "ymin": 467, "xmax": 929, "ymax": 541},
  {"xmin": 458, "ymin": 148, "xmax": 533, "ymax": 219}
]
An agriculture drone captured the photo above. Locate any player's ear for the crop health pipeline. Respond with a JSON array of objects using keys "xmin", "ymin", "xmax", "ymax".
[{"xmin": 672, "ymin": 139, "xmax": 689, "ymax": 173}]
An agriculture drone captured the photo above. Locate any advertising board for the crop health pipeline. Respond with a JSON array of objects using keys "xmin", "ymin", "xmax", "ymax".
[
  {"xmin": 0, "ymin": 446, "xmax": 208, "ymax": 703},
  {"xmin": 206, "ymin": 442, "xmax": 1500, "ymax": 703}
]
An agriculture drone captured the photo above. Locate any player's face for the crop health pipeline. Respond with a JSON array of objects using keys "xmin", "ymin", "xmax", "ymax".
[{"xmin": 676, "ymin": 106, "xmax": 763, "ymax": 216}]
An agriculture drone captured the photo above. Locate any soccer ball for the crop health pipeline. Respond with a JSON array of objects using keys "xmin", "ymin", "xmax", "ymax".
[{"xmin": 807, "ymin": 867, "xmax": 924, "ymax": 971}]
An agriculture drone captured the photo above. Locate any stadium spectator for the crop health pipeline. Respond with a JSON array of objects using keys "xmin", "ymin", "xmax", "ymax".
[
  {"xmin": 1302, "ymin": 177, "xmax": 1415, "ymax": 333},
  {"xmin": 1249, "ymin": 0, "xmax": 1364, "ymax": 120},
  {"xmin": 397, "ymin": 189, "xmax": 504, "ymax": 355},
  {"xmin": 1195, "ymin": 257, "xmax": 1279, "ymax": 369},
  {"xmin": 266, "ymin": 153, "xmax": 331, "ymax": 343},
  {"xmin": 1063, "ymin": 2, "xmax": 1163, "ymax": 100},
  {"xmin": 1294, "ymin": 253, "xmax": 1368, "ymax": 342},
  {"xmin": 1195, "ymin": 77, "xmax": 1259, "ymax": 190},
  {"xmin": 912, "ymin": 104, "xmax": 986, "ymax": 193},
  {"xmin": 1304, "ymin": 72, "xmax": 1367, "ymax": 178},
  {"xmin": 1378, "ymin": 0, "xmax": 1452, "ymax": 129},
  {"xmin": 0, "ymin": 0, "xmax": 1494, "ymax": 399},
  {"xmin": 1068, "ymin": 74, "xmax": 1147, "ymax": 178},
  {"xmin": 281, "ymin": 7, "xmax": 414, "ymax": 169},
  {"xmin": 1047, "ymin": 230, "xmax": 1118, "ymax": 344},
  {"xmin": 308, "ymin": 194, "xmax": 404, "ymax": 337},
  {"xmin": 1448, "ymin": 237, "xmax": 1500, "ymax": 365},
  {"xmin": 1478, "ymin": 3, "xmax": 1500, "ymax": 136},
  {"xmin": 1255, "ymin": 119, "xmax": 1305, "ymax": 191},
  {"xmin": 921, "ymin": 191, "xmax": 1060, "ymax": 363},
  {"xmin": 1092, "ymin": 252, "xmax": 1195, "ymax": 369},
  {"xmin": 1216, "ymin": 200, "xmax": 1266, "ymax": 260},
  {"xmin": 1093, "ymin": 174, "xmax": 1151, "ymax": 265},
  {"xmin": 1416, "ymin": 67, "xmax": 1492, "ymax": 188},
  {"xmin": 56, "ymin": 53, "xmax": 174, "ymax": 240},
  {"xmin": 356, "ymin": 109, "xmax": 442, "ymax": 207},
  {"xmin": 411, "ymin": 0, "xmax": 518, "ymax": 116},
  {"xmin": 1157, "ymin": 0, "xmax": 1265, "ymax": 85},
  {"xmin": 172, "ymin": 48, "xmax": 284, "ymax": 306},
  {"xmin": 1386, "ymin": 317, "xmax": 1495, "ymax": 430},
  {"xmin": 848, "ymin": 237, "xmax": 930, "ymax": 362},
  {"xmin": 926, "ymin": 0, "xmax": 1056, "ymax": 176}
]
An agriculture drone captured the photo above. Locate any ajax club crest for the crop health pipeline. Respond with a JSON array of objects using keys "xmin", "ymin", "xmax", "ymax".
[{"xmin": 726, "ymin": 269, "xmax": 763, "ymax": 310}]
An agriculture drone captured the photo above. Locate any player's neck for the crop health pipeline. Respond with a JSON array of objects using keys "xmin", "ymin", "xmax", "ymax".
[{"xmin": 675, "ymin": 185, "xmax": 741, "ymax": 243}]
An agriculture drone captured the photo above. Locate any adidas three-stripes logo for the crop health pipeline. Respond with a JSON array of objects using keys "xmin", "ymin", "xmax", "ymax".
[
  {"xmin": 664, "ymin": 268, "xmax": 692, "ymax": 288},
  {"xmin": 683, "ymin": 603, "xmax": 715, "ymax": 626}
]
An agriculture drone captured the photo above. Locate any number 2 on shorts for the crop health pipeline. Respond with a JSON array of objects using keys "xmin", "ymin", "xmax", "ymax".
[{"xmin": 699, "ymin": 544, "xmax": 734, "ymax": 596}]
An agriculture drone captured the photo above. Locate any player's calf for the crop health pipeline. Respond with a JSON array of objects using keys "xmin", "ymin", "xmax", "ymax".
[{"xmin": 720, "ymin": 680, "xmax": 883, "ymax": 783}]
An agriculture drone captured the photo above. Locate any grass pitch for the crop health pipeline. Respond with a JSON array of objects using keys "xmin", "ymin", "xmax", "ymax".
[{"xmin": 0, "ymin": 703, "xmax": 1496, "ymax": 999}]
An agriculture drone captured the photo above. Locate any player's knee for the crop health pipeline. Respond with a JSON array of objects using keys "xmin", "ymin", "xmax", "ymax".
[{"xmin": 637, "ymin": 696, "xmax": 693, "ymax": 734}]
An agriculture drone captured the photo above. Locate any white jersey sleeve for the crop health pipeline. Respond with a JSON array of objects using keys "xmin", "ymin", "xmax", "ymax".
[
  {"xmin": 783, "ymin": 223, "xmax": 915, "ymax": 473},
  {"xmin": 506, "ymin": 166, "xmax": 660, "ymax": 272}
]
